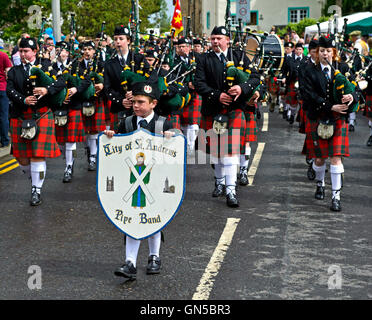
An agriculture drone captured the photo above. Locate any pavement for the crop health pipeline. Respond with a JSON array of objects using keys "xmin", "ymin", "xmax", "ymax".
[{"xmin": 0, "ymin": 107, "xmax": 371, "ymax": 300}]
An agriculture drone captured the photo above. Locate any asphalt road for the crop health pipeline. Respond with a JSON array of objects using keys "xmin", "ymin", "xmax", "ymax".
[{"xmin": 0, "ymin": 107, "xmax": 371, "ymax": 300}]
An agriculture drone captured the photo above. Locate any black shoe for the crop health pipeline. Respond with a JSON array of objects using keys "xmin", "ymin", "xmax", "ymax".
[
  {"xmin": 289, "ymin": 115, "xmax": 295, "ymax": 124},
  {"xmin": 367, "ymin": 136, "xmax": 372, "ymax": 147},
  {"xmin": 307, "ymin": 165, "xmax": 316, "ymax": 180},
  {"xmin": 114, "ymin": 261, "xmax": 137, "ymax": 279},
  {"xmin": 315, "ymin": 185, "xmax": 325, "ymax": 200},
  {"xmin": 212, "ymin": 181, "xmax": 225, "ymax": 197},
  {"xmin": 226, "ymin": 192, "xmax": 239, "ymax": 208},
  {"xmin": 349, "ymin": 124, "xmax": 355, "ymax": 132},
  {"xmin": 63, "ymin": 165, "xmax": 73, "ymax": 183},
  {"xmin": 88, "ymin": 156, "xmax": 96, "ymax": 171},
  {"xmin": 30, "ymin": 186, "xmax": 42, "ymax": 206},
  {"xmin": 238, "ymin": 168, "xmax": 249, "ymax": 186},
  {"xmin": 146, "ymin": 255, "xmax": 161, "ymax": 275},
  {"xmin": 330, "ymin": 198, "xmax": 341, "ymax": 212}
]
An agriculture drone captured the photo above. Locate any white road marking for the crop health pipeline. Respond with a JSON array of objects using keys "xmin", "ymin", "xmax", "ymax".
[
  {"xmin": 192, "ymin": 218, "xmax": 241, "ymax": 300},
  {"xmin": 248, "ymin": 142, "xmax": 265, "ymax": 186},
  {"xmin": 262, "ymin": 112, "xmax": 269, "ymax": 132}
]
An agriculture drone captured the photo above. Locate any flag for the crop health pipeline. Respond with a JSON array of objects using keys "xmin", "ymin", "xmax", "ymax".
[{"xmin": 171, "ymin": 0, "xmax": 183, "ymax": 37}]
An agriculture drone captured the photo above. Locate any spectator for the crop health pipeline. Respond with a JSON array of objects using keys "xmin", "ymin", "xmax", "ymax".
[{"xmin": 0, "ymin": 49, "xmax": 12, "ymax": 147}]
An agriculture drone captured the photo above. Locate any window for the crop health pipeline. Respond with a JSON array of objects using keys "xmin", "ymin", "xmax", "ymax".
[
  {"xmin": 232, "ymin": 11, "xmax": 258, "ymax": 26},
  {"xmin": 206, "ymin": 12, "xmax": 210, "ymax": 29},
  {"xmin": 288, "ymin": 7, "xmax": 309, "ymax": 23}
]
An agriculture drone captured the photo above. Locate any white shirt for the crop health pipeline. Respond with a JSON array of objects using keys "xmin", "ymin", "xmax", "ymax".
[
  {"xmin": 215, "ymin": 48, "xmax": 229, "ymax": 61},
  {"xmin": 23, "ymin": 59, "xmax": 35, "ymax": 75},
  {"xmin": 117, "ymin": 51, "xmax": 129, "ymax": 64},
  {"xmin": 137, "ymin": 111, "xmax": 155, "ymax": 129},
  {"xmin": 57, "ymin": 60, "xmax": 67, "ymax": 70}
]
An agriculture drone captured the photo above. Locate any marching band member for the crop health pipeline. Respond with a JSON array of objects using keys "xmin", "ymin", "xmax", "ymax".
[
  {"xmin": 195, "ymin": 26, "xmax": 261, "ymax": 207},
  {"xmin": 302, "ymin": 36, "xmax": 357, "ymax": 212},
  {"xmin": 6, "ymin": 38, "xmax": 65, "ymax": 205},
  {"xmin": 280, "ymin": 41, "xmax": 295, "ymax": 117},
  {"xmin": 104, "ymin": 81, "xmax": 174, "ymax": 280},
  {"xmin": 364, "ymin": 54, "xmax": 372, "ymax": 146}
]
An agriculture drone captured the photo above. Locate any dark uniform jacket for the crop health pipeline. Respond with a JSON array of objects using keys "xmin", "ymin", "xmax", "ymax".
[
  {"xmin": 302, "ymin": 61, "xmax": 358, "ymax": 120},
  {"xmin": 117, "ymin": 113, "xmax": 173, "ymax": 134},
  {"xmin": 365, "ymin": 56, "xmax": 372, "ymax": 95},
  {"xmin": 52, "ymin": 59, "xmax": 92, "ymax": 111},
  {"xmin": 194, "ymin": 49, "xmax": 261, "ymax": 116},
  {"xmin": 104, "ymin": 52, "xmax": 151, "ymax": 115},
  {"xmin": 298, "ymin": 57, "xmax": 316, "ymax": 111},
  {"xmin": 7, "ymin": 57, "xmax": 66, "ymax": 118}
]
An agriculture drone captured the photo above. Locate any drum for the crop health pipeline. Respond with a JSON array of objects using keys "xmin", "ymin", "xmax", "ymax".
[
  {"xmin": 257, "ymin": 35, "xmax": 284, "ymax": 74},
  {"xmin": 245, "ymin": 35, "xmax": 260, "ymax": 62}
]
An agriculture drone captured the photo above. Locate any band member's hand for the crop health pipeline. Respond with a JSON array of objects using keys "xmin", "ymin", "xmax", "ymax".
[
  {"xmin": 332, "ymin": 104, "xmax": 348, "ymax": 114},
  {"xmin": 341, "ymin": 94, "xmax": 353, "ymax": 105},
  {"xmin": 282, "ymin": 78, "xmax": 286, "ymax": 84},
  {"xmin": 219, "ymin": 92, "xmax": 233, "ymax": 106},
  {"xmin": 161, "ymin": 130, "xmax": 175, "ymax": 139},
  {"xmin": 33, "ymin": 87, "xmax": 48, "ymax": 98},
  {"xmin": 125, "ymin": 91, "xmax": 133, "ymax": 100},
  {"xmin": 25, "ymin": 96, "xmax": 37, "ymax": 105},
  {"xmin": 122, "ymin": 98, "xmax": 133, "ymax": 109},
  {"xmin": 188, "ymin": 82, "xmax": 195, "ymax": 90},
  {"xmin": 69, "ymin": 87, "xmax": 78, "ymax": 96},
  {"xmin": 247, "ymin": 91, "xmax": 260, "ymax": 106},
  {"xmin": 228, "ymin": 85, "xmax": 242, "ymax": 101},
  {"xmin": 94, "ymin": 83, "xmax": 104, "ymax": 94},
  {"xmin": 103, "ymin": 129, "xmax": 115, "ymax": 138}
]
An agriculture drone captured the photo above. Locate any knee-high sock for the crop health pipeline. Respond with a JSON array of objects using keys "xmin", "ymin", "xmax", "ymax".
[
  {"xmin": 148, "ymin": 232, "xmax": 161, "ymax": 257},
  {"xmin": 330, "ymin": 164, "xmax": 344, "ymax": 200},
  {"xmin": 125, "ymin": 236, "xmax": 141, "ymax": 267},
  {"xmin": 313, "ymin": 162, "xmax": 326, "ymax": 186},
  {"xmin": 349, "ymin": 112, "xmax": 356, "ymax": 125},
  {"xmin": 30, "ymin": 161, "xmax": 46, "ymax": 193},
  {"xmin": 65, "ymin": 142, "xmax": 76, "ymax": 167},
  {"xmin": 214, "ymin": 163, "xmax": 225, "ymax": 185},
  {"xmin": 224, "ymin": 164, "xmax": 237, "ymax": 195},
  {"xmin": 290, "ymin": 104, "xmax": 297, "ymax": 114},
  {"xmin": 87, "ymin": 134, "xmax": 98, "ymax": 161},
  {"xmin": 240, "ymin": 145, "xmax": 251, "ymax": 168},
  {"xmin": 369, "ymin": 120, "xmax": 372, "ymax": 135},
  {"xmin": 187, "ymin": 124, "xmax": 199, "ymax": 150}
]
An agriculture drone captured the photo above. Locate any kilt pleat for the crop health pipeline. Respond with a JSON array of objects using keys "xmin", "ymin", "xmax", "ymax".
[
  {"xmin": 180, "ymin": 92, "xmax": 202, "ymax": 126},
  {"xmin": 365, "ymin": 95, "xmax": 372, "ymax": 119},
  {"xmin": 200, "ymin": 109, "xmax": 246, "ymax": 156},
  {"xmin": 244, "ymin": 111, "xmax": 257, "ymax": 142},
  {"xmin": 10, "ymin": 107, "xmax": 61, "ymax": 158},
  {"xmin": 266, "ymin": 77, "xmax": 280, "ymax": 95},
  {"xmin": 166, "ymin": 114, "xmax": 181, "ymax": 130},
  {"xmin": 285, "ymin": 81, "xmax": 298, "ymax": 106},
  {"xmin": 55, "ymin": 109, "xmax": 85, "ymax": 144},
  {"xmin": 305, "ymin": 117, "xmax": 349, "ymax": 159},
  {"xmin": 82, "ymin": 98, "xmax": 106, "ymax": 134}
]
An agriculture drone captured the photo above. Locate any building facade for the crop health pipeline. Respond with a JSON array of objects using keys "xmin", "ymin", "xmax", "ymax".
[{"xmin": 181, "ymin": 0, "xmax": 324, "ymax": 36}]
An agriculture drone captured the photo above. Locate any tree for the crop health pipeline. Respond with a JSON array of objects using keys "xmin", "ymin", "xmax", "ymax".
[{"xmin": 322, "ymin": 0, "xmax": 372, "ymax": 16}]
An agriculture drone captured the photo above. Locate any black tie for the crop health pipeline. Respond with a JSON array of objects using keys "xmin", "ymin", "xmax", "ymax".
[
  {"xmin": 24, "ymin": 63, "xmax": 30, "ymax": 75},
  {"xmin": 220, "ymin": 53, "xmax": 226, "ymax": 65},
  {"xmin": 323, "ymin": 67, "xmax": 330, "ymax": 82},
  {"xmin": 138, "ymin": 119, "xmax": 148, "ymax": 128}
]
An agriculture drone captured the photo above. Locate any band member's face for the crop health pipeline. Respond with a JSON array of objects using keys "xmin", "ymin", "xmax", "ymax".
[
  {"xmin": 45, "ymin": 40, "xmax": 54, "ymax": 52},
  {"xmin": 295, "ymin": 47, "xmax": 303, "ymax": 56},
  {"xmin": 95, "ymin": 38, "xmax": 107, "ymax": 47},
  {"xmin": 60, "ymin": 49, "xmax": 69, "ymax": 61},
  {"xmin": 132, "ymin": 95, "xmax": 156, "ymax": 118},
  {"xmin": 211, "ymin": 35, "xmax": 229, "ymax": 52},
  {"xmin": 284, "ymin": 47, "xmax": 293, "ymax": 55},
  {"xmin": 114, "ymin": 35, "xmax": 130, "ymax": 52},
  {"xmin": 19, "ymin": 47, "xmax": 37, "ymax": 63},
  {"xmin": 161, "ymin": 64, "xmax": 170, "ymax": 71},
  {"xmin": 178, "ymin": 44, "xmax": 190, "ymax": 56},
  {"xmin": 318, "ymin": 47, "xmax": 333, "ymax": 63},
  {"xmin": 83, "ymin": 46, "xmax": 95, "ymax": 60},
  {"xmin": 194, "ymin": 44, "xmax": 202, "ymax": 53},
  {"xmin": 145, "ymin": 57, "xmax": 156, "ymax": 66},
  {"xmin": 309, "ymin": 48, "xmax": 317, "ymax": 60}
]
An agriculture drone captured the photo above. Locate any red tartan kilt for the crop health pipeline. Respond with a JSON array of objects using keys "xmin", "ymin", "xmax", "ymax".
[
  {"xmin": 285, "ymin": 82, "xmax": 298, "ymax": 106},
  {"xmin": 298, "ymin": 106, "xmax": 306, "ymax": 134},
  {"xmin": 200, "ymin": 109, "xmax": 246, "ymax": 156},
  {"xmin": 10, "ymin": 107, "xmax": 61, "ymax": 159},
  {"xmin": 55, "ymin": 109, "xmax": 85, "ymax": 144},
  {"xmin": 166, "ymin": 114, "xmax": 181, "ymax": 130},
  {"xmin": 365, "ymin": 95, "xmax": 372, "ymax": 119},
  {"xmin": 82, "ymin": 98, "xmax": 106, "ymax": 134},
  {"xmin": 244, "ymin": 111, "xmax": 257, "ymax": 142},
  {"xmin": 305, "ymin": 116, "xmax": 350, "ymax": 159},
  {"xmin": 110, "ymin": 112, "xmax": 120, "ymax": 132},
  {"xmin": 104, "ymin": 99, "xmax": 111, "ymax": 123},
  {"xmin": 180, "ymin": 93, "xmax": 202, "ymax": 126},
  {"xmin": 266, "ymin": 78, "xmax": 280, "ymax": 94}
]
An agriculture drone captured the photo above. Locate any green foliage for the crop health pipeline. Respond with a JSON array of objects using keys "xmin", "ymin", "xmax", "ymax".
[
  {"xmin": 0, "ymin": 0, "xmax": 166, "ymax": 43},
  {"xmin": 322, "ymin": 0, "xmax": 372, "ymax": 16},
  {"xmin": 276, "ymin": 16, "xmax": 332, "ymax": 38}
]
